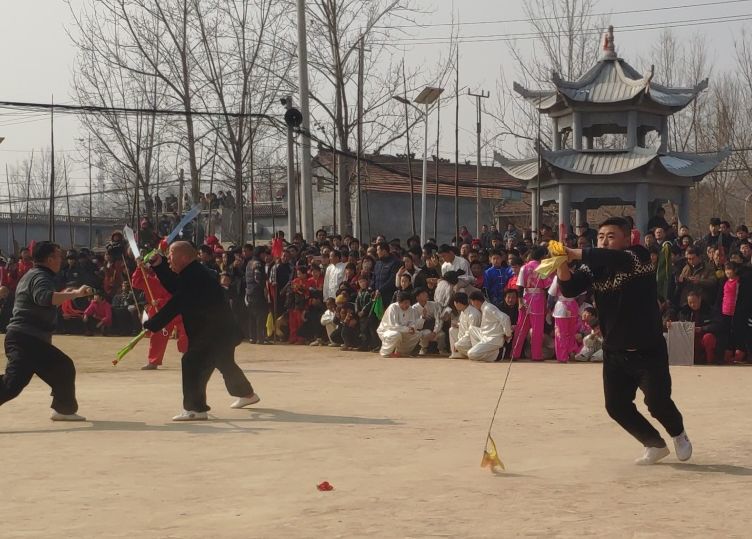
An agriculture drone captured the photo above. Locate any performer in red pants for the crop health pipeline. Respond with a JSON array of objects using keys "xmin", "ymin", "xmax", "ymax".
[{"xmin": 132, "ymin": 263, "xmax": 188, "ymax": 370}]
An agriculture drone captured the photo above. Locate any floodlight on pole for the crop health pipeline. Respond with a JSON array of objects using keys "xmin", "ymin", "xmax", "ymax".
[{"xmin": 394, "ymin": 87, "xmax": 443, "ymax": 245}]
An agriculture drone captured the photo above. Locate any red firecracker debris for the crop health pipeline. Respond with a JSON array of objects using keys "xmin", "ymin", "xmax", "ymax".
[{"xmin": 317, "ymin": 481, "xmax": 334, "ymax": 491}]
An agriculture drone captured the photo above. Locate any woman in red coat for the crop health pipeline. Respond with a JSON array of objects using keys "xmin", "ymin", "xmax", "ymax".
[{"xmin": 132, "ymin": 263, "xmax": 189, "ymax": 370}]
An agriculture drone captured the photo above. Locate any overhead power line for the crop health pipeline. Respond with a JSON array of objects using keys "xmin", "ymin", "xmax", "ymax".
[
  {"xmin": 382, "ymin": 13, "xmax": 752, "ymax": 46},
  {"xmin": 379, "ymin": 0, "xmax": 752, "ymax": 29}
]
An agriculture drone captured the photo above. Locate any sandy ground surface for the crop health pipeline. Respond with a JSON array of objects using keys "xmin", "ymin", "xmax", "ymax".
[{"xmin": 1, "ymin": 335, "xmax": 751, "ymax": 539}]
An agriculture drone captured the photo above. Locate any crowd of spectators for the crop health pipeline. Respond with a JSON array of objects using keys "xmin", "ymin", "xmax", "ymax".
[{"xmin": 0, "ymin": 211, "xmax": 748, "ymax": 365}]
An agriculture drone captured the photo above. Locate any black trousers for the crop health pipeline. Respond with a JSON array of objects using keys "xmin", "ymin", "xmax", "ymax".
[
  {"xmin": 181, "ymin": 341, "xmax": 253, "ymax": 413},
  {"xmin": 247, "ymin": 307, "xmax": 268, "ymax": 343},
  {"xmin": 1, "ymin": 330, "xmax": 78, "ymax": 414},
  {"xmin": 603, "ymin": 341, "xmax": 684, "ymax": 448}
]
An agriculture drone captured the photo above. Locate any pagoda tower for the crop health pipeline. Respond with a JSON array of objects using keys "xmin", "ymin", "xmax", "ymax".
[{"xmin": 496, "ymin": 26, "xmax": 729, "ymax": 237}]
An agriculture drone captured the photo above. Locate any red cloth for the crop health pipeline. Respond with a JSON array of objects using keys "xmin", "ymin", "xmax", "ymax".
[
  {"xmin": 131, "ymin": 266, "xmax": 189, "ymax": 362},
  {"xmin": 271, "ymin": 238, "xmax": 284, "ymax": 259},
  {"xmin": 17, "ymin": 260, "xmax": 33, "ymax": 280},
  {"xmin": 84, "ymin": 300, "xmax": 112, "ymax": 326},
  {"xmin": 61, "ymin": 300, "xmax": 84, "ymax": 319}
]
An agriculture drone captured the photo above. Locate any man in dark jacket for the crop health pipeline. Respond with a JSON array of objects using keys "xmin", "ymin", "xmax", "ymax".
[
  {"xmin": 558, "ymin": 217, "xmax": 692, "ymax": 466},
  {"xmin": 372, "ymin": 242, "xmax": 399, "ymax": 305},
  {"xmin": 144, "ymin": 241, "xmax": 259, "ymax": 421}
]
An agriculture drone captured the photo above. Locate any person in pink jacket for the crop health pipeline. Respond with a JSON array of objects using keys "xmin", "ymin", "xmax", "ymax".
[
  {"xmin": 83, "ymin": 291, "xmax": 112, "ymax": 336},
  {"xmin": 512, "ymin": 246, "xmax": 553, "ymax": 361}
]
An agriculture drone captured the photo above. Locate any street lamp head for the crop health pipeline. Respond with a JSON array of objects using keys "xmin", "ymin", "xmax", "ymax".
[
  {"xmin": 0, "ymin": 137, "xmax": 5, "ymax": 145},
  {"xmin": 391, "ymin": 95, "xmax": 410, "ymax": 105},
  {"xmin": 414, "ymin": 87, "xmax": 444, "ymax": 105}
]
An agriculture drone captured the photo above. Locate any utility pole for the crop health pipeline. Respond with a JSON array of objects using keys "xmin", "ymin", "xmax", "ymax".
[
  {"xmin": 468, "ymin": 89, "xmax": 490, "ymax": 239},
  {"xmin": 24, "ymin": 150, "xmax": 33, "ymax": 246},
  {"xmin": 49, "ymin": 97, "xmax": 55, "ymax": 241},
  {"xmin": 454, "ymin": 47, "xmax": 460, "ymax": 244},
  {"xmin": 178, "ymin": 168, "xmax": 185, "ymax": 216},
  {"xmin": 355, "ymin": 34, "xmax": 364, "ymax": 241},
  {"xmin": 88, "ymin": 135, "xmax": 93, "ymax": 249},
  {"xmin": 5, "ymin": 164, "xmax": 16, "ymax": 254},
  {"xmin": 284, "ymin": 96, "xmax": 298, "ymax": 237},
  {"xmin": 401, "ymin": 60, "xmax": 416, "ymax": 238},
  {"xmin": 433, "ymin": 97, "xmax": 440, "ymax": 240},
  {"xmin": 296, "ymin": 0, "xmax": 314, "ymax": 240}
]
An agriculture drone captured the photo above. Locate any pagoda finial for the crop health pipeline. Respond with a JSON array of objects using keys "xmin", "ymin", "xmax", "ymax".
[{"xmin": 602, "ymin": 25, "xmax": 616, "ymax": 59}]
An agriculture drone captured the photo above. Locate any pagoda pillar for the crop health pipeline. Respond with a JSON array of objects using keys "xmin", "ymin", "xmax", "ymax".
[
  {"xmin": 679, "ymin": 186, "xmax": 691, "ymax": 229},
  {"xmin": 659, "ymin": 116, "xmax": 669, "ymax": 152},
  {"xmin": 635, "ymin": 183, "xmax": 649, "ymax": 234},
  {"xmin": 572, "ymin": 112, "xmax": 583, "ymax": 150},
  {"xmin": 558, "ymin": 184, "xmax": 571, "ymax": 239},
  {"xmin": 575, "ymin": 208, "xmax": 585, "ymax": 227},
  {"xmin": 552, "ymin": 117, "xmax": 561, "ymax": 150},
  {"xmin": 627, "ymin": 111, "xmax": 638, "ymax": 148}
]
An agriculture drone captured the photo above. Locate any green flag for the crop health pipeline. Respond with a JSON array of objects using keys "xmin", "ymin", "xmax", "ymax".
[{"xmin": 371, "ymin": 295, "xmax": 385, "ymax": 320}]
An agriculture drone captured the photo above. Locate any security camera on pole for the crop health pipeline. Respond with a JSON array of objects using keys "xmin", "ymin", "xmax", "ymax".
[{"xmin": 283, "ymin": 97, "xmax": 303, "ymax": 237}]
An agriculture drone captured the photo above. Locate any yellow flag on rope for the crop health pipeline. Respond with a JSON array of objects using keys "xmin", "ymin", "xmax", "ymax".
[
  {"xmin": 535, "ymin": 239, "xmax": 569, "ymax": 278},
  {"xmin": 481, "ymin": 436, "xmax": 505, "ymax": 471}
]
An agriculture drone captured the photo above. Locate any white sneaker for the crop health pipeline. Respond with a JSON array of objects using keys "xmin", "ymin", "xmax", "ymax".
[
  {"xmin": 673, "ymin": 431, "xmax": 693, "ymax": 462},
  {"xmin": 230, "ymin": 394, "xmax": 261, "ymax": 409},
  {"xmin": 634, "ymin": 445, "xmax": 670, "ymax": 465},
  {"xmin": 172, "ymin": 410, "xmax": 208, "ymax": 421},
  {"xmin": 448, "ymin": 353, "xmax": 464, "ymax": 359},
  {"xmin": 50, "ymin": 411, "xmax": 87, "ymax": 421},
  {"xmin": 418, "ymin": 348, "xmax": 427, "ymax": 356}
]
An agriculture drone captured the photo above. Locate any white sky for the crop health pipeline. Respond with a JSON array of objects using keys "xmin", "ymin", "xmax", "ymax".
[{"xmin": 0, "ymin": 0, "xmax": 748, "ymax": 200}]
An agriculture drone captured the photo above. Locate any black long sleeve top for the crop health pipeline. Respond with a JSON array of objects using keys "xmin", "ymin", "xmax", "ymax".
[
  {"xmin": 144, "ymin": 260, "xmax": 243, "ymax": 347},
  {"xmin": 559, "ymin": 246, "xmax": 664, "ymax": 352}
]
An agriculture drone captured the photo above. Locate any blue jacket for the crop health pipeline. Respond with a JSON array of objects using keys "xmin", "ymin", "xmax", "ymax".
[{"xmin": 483, "ymin": 265, "xmax": 514, "ymax": 305}]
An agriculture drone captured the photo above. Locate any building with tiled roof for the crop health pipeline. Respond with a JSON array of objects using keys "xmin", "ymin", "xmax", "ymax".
[{"xmin": 312, "ymin": 151, "xmax": 527, "ymax": 241}]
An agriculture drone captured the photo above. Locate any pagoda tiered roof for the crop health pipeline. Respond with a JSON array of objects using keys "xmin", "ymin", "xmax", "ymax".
[
  {"xmin": 514, "ymin": 27, "xmax": 708, "ymax": 113},
  {"xmin": 494, "ymin": 147, "xmax": 731, "ymax": 183}
]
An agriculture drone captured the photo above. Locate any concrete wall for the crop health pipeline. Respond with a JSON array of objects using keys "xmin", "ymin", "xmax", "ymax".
[
  {"xmin": 314, "ymin": 190, "xmax": 500, "ymax": 244},
  {"xmin": 0, "ymin": 220, "xmax": 122, "ymax": 254}
]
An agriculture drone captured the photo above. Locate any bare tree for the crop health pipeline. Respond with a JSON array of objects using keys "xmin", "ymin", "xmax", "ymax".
[{"xmin": 194, "ymin": 0, "xmax": 293, "ymax": 242}]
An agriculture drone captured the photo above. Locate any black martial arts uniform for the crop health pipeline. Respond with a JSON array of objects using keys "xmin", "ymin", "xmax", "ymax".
[
  {"xmin": 560, "ymin": 246, "xmax": 685, "ymax": 449},
  {"xmin": 0, "ymin": 267, "xmax": 78, "ymax": 414},
  {"xmin": 144, "ymin": 260, "xmax": 253, "ymax": 413}
]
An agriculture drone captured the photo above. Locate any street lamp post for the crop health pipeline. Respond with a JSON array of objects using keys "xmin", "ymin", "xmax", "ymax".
[{"xmin": 392, "ymin": 87, "xmax": 443, "ymax": 245}]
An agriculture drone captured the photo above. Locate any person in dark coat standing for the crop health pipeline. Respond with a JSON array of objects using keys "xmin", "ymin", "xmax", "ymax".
[
  {"xmin": 245, "ymin": 260, "xmax": 270, "ymax": 344},
  {"xmin": 144, "ymin": 241, "xmax": 259, "ymax": 421},
  {"xmin": 0, "ymin": 241, "xmax": 93, "ymax": 421}
]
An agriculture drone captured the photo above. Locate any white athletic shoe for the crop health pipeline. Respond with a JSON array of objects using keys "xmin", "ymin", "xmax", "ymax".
[
  {"xmin": 448, "ymin": 353, "xmax": 464, "ymax": 359},
  {"xmin": 230, "ymin": 393, "xmax": 261, "ymax": 409},
  {"xmin": 50, "ymin": 411, "xmax": 87, "ymax": 421},
  {"xmin": 673, "ymin": 431, "xmax": 693, "ymax": 462},
  {"xmin": 634, "ymin": 445, "xmax": 670, "ymax": 465},
  {"xmin": 172, "ymin": 410, "xmax": 208, "ymax": 421},
  {"xmin": 418, "ymin": 348, "xmax": 427, "ymax": 356}
]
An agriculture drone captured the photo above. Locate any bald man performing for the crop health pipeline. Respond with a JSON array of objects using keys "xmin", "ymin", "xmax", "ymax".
[{"xmin": 144, "ymin": 241, "xmax": 259, "ymax": 421}]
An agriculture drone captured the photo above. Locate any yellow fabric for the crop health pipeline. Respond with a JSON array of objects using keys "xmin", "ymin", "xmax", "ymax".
[
  {"xmin": 481, "ymin": 436, "xmax": 505, "ymax": 471},
  {"xmin": 548, "ymin": 240, "xmax": 567, "ymax": 257},
  {"xmin": 265, "ymin": 312, "xmax": 274, "ymax": 338},
  {"xmin": 535, "ymin": 255, "xmax": 568, "ymax": 278}
]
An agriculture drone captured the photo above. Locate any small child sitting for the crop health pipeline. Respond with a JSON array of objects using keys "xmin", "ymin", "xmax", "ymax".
[{"xmin": 574, "ymin": 318, "xmax": 603, "ymax": 362}]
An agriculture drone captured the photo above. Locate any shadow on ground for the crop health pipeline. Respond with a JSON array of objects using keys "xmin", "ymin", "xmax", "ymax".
[
  {"xmin": 0, "ymin": 408, "xmax": 398, "ymax": 434},
  {"xmin": 665, "ymin": 463, "xmax": 752, "ymax": 476}
]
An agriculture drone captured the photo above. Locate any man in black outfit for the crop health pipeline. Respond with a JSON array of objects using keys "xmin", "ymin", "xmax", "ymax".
[
  {"xmin": 557, "ymin": 217, "xmax": 693, "ymax": 465},
  {"xmin": 0, "ymin": 241, "xmax": 92, "ymax": 421},
  {"xmin": 144, "ymin": 241, "xmax": 259, "ymax": 421}
]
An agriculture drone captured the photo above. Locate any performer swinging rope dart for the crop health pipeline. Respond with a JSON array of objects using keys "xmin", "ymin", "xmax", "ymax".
[
  {"xmin": 556, "ymin": 217, "xmax": 693, "ymax": 465},
  {"xmin": 143, "ymin": 241, "xmax": 260, "ymax": 421},
  {"xmin": 0, "ymin": 241, "xmax": 93, "ymax": 421}
]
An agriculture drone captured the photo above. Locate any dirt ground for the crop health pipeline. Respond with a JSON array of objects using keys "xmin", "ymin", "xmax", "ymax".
[{"xmin": 1, "ymin": 335, "xmax": 750, "ymax": 539}]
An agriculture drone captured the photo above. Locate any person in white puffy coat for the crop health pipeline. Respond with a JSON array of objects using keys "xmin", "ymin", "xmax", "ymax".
[
  {"xmin": 412, "ymin": 288, "xmax": 444, "ymax": 355},
  {"xmin": 457, "ymin": 291, "xmax": 512, "ymax": 362},
  {"xmin": 377, "ymin": 291, "xmax": 424, "ymax": 357},
  {"xmin": 448, "ymin": 292, "xmax": 481, "ymax": 358}
]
